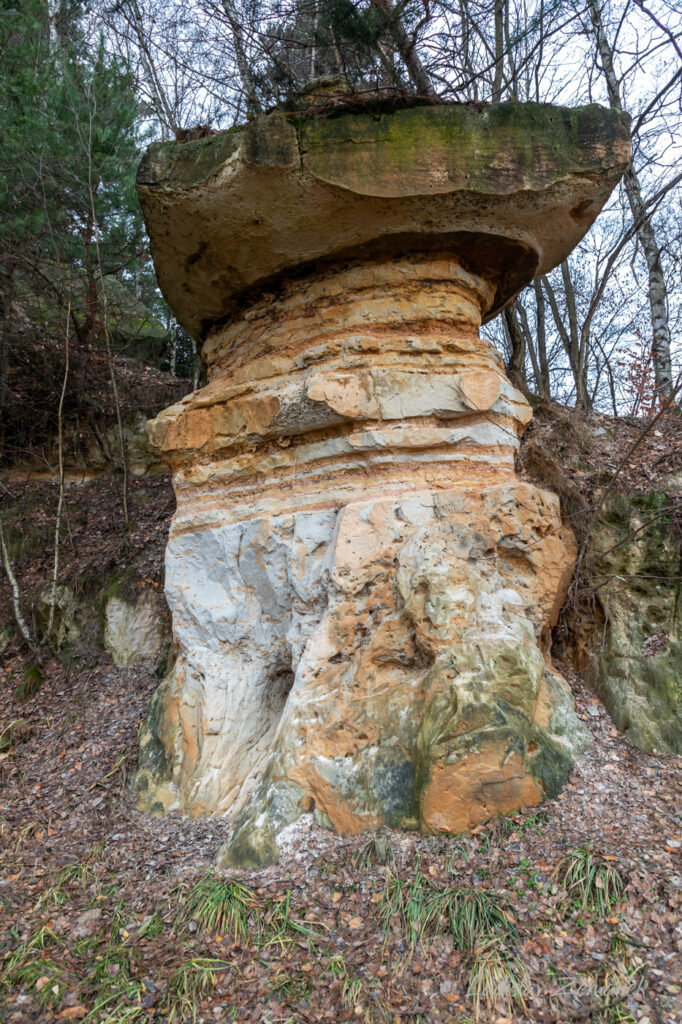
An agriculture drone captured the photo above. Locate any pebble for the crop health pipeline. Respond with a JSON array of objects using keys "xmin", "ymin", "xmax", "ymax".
[{"xmin": 72, "ymin": 908, "xmax": 104, "ymax": 938}]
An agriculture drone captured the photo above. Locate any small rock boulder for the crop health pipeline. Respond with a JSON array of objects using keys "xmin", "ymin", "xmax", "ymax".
[{"xmin": 104, "ymin": 591, "xmax": 166, "ymax": 668}]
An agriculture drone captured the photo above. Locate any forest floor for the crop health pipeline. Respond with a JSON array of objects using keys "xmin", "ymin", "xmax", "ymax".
[{"xmin": 0, "ymin": 406, "xmax": 681, "ymax": 1024}]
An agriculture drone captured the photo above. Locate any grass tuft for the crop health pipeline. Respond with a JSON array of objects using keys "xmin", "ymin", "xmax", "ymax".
[
  {"xmin": 164, "ymin": 957, "xmax": 231, "ymax": 1023},
  {"xmin": 12, "ymin": 664, "xmax": 44, "ymax": 702},
  {"xmin": 0, "ymin": 926, "xmax": 63, "ymax": 1012},
  {"xmin": 81, "ymin": 942, "xmax": 143, "ymax": 1021},
  {"xmin": 467, "ymin": 939, "xmax": 531, "ymax": 1017},
  {"xmin": 260, "ymin": 889, "xmax": 326, "ymax": 950},
  {"xmin": 326, "ymin": 955, "xmax": 375, "ymax": 1022},
  {"xmin": 354, "ymin": 834, "xmax": 395, "ymax": 871},
  {"xmin": 0, "ymin": 718, "xmax": 33, "ymax": 753},
  {"xmin": 379, "ymin": 865, "xmax": 430, "ymax": 949},
  {"xmin": 380, "ymin": 867, "xmax": 515, "ymax": 955},
  {"xmin": 35, "ymin": 861, "xmax": 97, "ymax": 910},
  {"xmin": 267, "ymin": 967, "xmax": 312, "ymax": 1001},
  {"xmin": 555, "ymin": 847, "xmax": 625, "ymax": 919},
  {"xmin": 427, "ymin": 886, "xmax": 516, "ymax": 951},
  {"xmin": 182, "ymin": 874, "xmax": 256, "ymax": 940},
  {"xmin": 136, "ymin": 910, "xmax": 164, "ymax": 940},
  {"xmin": 0, "ymin": 925, "xmax": 59, "ymax": 979}
]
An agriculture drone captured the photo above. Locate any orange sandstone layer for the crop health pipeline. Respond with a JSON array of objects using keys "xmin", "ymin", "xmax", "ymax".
[{"xmin": 136, "ymin": 256, "xmax": 588, "ymax": 866}]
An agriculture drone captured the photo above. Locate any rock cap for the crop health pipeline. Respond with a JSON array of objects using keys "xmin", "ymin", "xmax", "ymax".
[{"xmin": 137, "ymin": 100, "xmax": 630, "ymax": 341}]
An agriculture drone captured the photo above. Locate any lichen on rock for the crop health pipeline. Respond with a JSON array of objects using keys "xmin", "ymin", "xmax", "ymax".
[
  {"xmin": 38, "ymin": 584, "xmax": 85, "ymax": 652},
  {"xmin": 135, "ymin": 99, "xmax": 628, "ymax": 866},
  {"xmin": 583, "ymin": 492, "xmax": 682, "ymax": 754},
  {"xmin": 103, "ymin": 591, "xmax": 166, "ymax": 668}
]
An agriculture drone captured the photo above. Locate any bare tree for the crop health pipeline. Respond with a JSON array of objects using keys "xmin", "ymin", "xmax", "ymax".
[{"xmin": 586, "ymin": 0, "xmax": 675, "ymax": 400}]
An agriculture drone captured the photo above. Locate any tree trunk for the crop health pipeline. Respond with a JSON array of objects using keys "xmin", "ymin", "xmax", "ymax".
[
  {"xmin": 492, "ymin": 0, "xmax": 504, "ymax": 101},
  {"xmin": 370, "ymin": 0, "xmax": 436, "ymax": 96},
  {"xmin": 503, "ymin": 303, "xmax": 527, "ymax": 391},
  {"xmin": 587, "ymin": 0, "xmax": 673, "ymax": 400},
  {"xmin": 222, "ymin": 0, "xmax": 263, "ymax": 116},
  {"xmin": 561, "ymin": 259, "xmax": 591, "ymax": 412},
  {"xmin": 126, "ymin": 0, "xmax": 180, "ymax": 137},
  {"xmin": 46, "ymin": 0, "xmax": 62, "ymax": 52},
  {"xmin": 0, "ymin": 272, "xmax": 12, "ymax": 460},
  {"xmin": 533, "ymin": 278, "xmax": 550, "ymax": 397},
  {"xmin": 543, "ymin": 269, "xmax": 591, "ymax": 412}
]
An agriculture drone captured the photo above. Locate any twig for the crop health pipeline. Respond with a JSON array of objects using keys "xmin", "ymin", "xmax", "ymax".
[
  {"xmin": 0, "ymin": 519, "xmax": 42, "ymax": 662},
  {"xmin": 47, "ymin": 297, "xmax": 71, "ymax": 638}
]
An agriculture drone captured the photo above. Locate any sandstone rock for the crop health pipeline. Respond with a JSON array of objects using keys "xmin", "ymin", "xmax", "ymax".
[
  {"xmin": 135, "ymin": 100, "xmax": 627, "ymax": 865},
  {"xmin": 581, "ymin": 493, "xmax": 682, "ymax": 754},
  {"xmin": 38, "ymin": 585, "xmax": 84, "ymax": 652},
  {"xmin": 104, "ymin": 592, "xmax": 165, "ymax": 668},
  {"xmin": 138, "ymin": 102, "xmax": 630, "ymax": 340}
]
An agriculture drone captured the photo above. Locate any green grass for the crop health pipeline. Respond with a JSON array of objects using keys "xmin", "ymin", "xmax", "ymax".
[
  {"xmin": 267, "ymin": 967, "xmax": 312, "ymax": 1001},
  {"xmin": 98, "ymin": 1008, "xmax": 146, "ymax": 1024},
  {"xmin": 181, "ymin": 875, "xmax": 256, "ymax": 940},
  {"xmin": 35, "ymin": 861, "xmax": 98, "ymax": 910},
  {"xmin": 380, "ymin": 867, "xmax": 515, "ymax": 954},
  {"xmin": 0, "ymin": 925, "xmax": 59, "ymax": 978},
  {"xmin": 164, "ymin": 957, "xmax": 231, "ymax": 1023},
  {"xmin": 260, "ymin": 889, "xmax": 327, "ymax": 950},
  {"xmin": 12, "ymin": 664, "xmax": 44, "ymax": 702},
  {"xmin": 82, "ymin": 942, "xmax": 143, "ymax": 1022},
  {"xmin": 326, "ymin": 955, "xmax": 375, "ymax": 1022},
  {"xmin": 467, "ymin": 939, "xmax": 531, "ymax": 1017},
  {"xmin": 3, "ymin": 958, "xmax": 64, "ymax": 1010},
  {"xmin": 555, "ymin": 847, "xmax": 625, "ymax": 919},
  {"xmin": 426, "ymin": 886, "xmax": 516, "ymax": 950},
  {"xmin": 0, "ymin": 926, "xmax": 63, "ymax": 1011},
  {"xmin": 136, "ymin": 910, "xmax": 164, "ymax": 940},
  {"xmin": 551, "ymin": 961, "xmax": 643, "ymax": 1024},
  {"xmin": 379, "ymin": 865, "xmax": 430, "ymax": 949}
]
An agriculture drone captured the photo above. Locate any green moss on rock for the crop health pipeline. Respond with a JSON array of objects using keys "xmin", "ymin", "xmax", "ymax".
[
  {"xmin": 217, "ymin": 780, "xmax": 305, "ymax": 870},
  {"xmin": 301, "ymin": 102, "xmax": 630, "ymax": 199},
  {"xmin": 587, "ymin": 493, "xmax": 682, "ymax": 753},
  {"xmin": 135, "ymin": 672, "xmax": 178, "ymax": 813}
]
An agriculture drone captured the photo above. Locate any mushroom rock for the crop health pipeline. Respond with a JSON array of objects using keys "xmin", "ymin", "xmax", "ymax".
[{"xmin": 135, "ymin": 101, "xmax": 630, "ymax": 867}]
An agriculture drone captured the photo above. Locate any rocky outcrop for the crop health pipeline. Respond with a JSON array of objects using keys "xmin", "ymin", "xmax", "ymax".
[
  {"xmin": 135, "ymin": 100, "xmax": 628, "ymax": 865},
  {"xmin": 104, "ymin": 591, "xmax": 166, "ymax": 668},
  {"xmin": 38, "ymin": 585, "xmax": 85, "ymax": 652},
  {"xmin": 581, "ymin": 492, "xmax": 682, "ymax": 755}
]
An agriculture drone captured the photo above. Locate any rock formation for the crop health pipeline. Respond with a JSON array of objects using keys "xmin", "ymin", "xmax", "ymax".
[
  {"xmin": 135, "ymin": 101, "xmax": 630, "ymax": 866},
  {"xmin": 578, "ymin": 492, "xmax": 682, "ymax": 755}
]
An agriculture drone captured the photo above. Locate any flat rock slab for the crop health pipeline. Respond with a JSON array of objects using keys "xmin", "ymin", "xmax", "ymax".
[{"xmin": 137, "ymin": 101, "xmax": 630, "ymax": 340}]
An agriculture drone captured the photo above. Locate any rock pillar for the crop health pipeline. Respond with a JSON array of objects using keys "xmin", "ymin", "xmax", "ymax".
[{"xmin": 135, "ymin": 101, "xmax": 630, "ymax": 866}]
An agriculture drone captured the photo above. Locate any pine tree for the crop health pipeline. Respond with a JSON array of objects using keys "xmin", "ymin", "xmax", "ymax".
[
  {"xmin": 0, "ymin": 0, "xmax": 163, "ymax": 458},
  {"xmin": 0, "ymin": 0, "xmax": 149, "ymax": 350}
]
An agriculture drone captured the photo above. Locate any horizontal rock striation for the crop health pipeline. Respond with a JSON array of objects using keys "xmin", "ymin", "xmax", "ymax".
[
  {"xmin": 135, "ymin": 100, "xmax": 628, "ymax": 866},
  {"xmin": 152, "ymin": 257, "xmax": 530, "ymax": 529}
]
